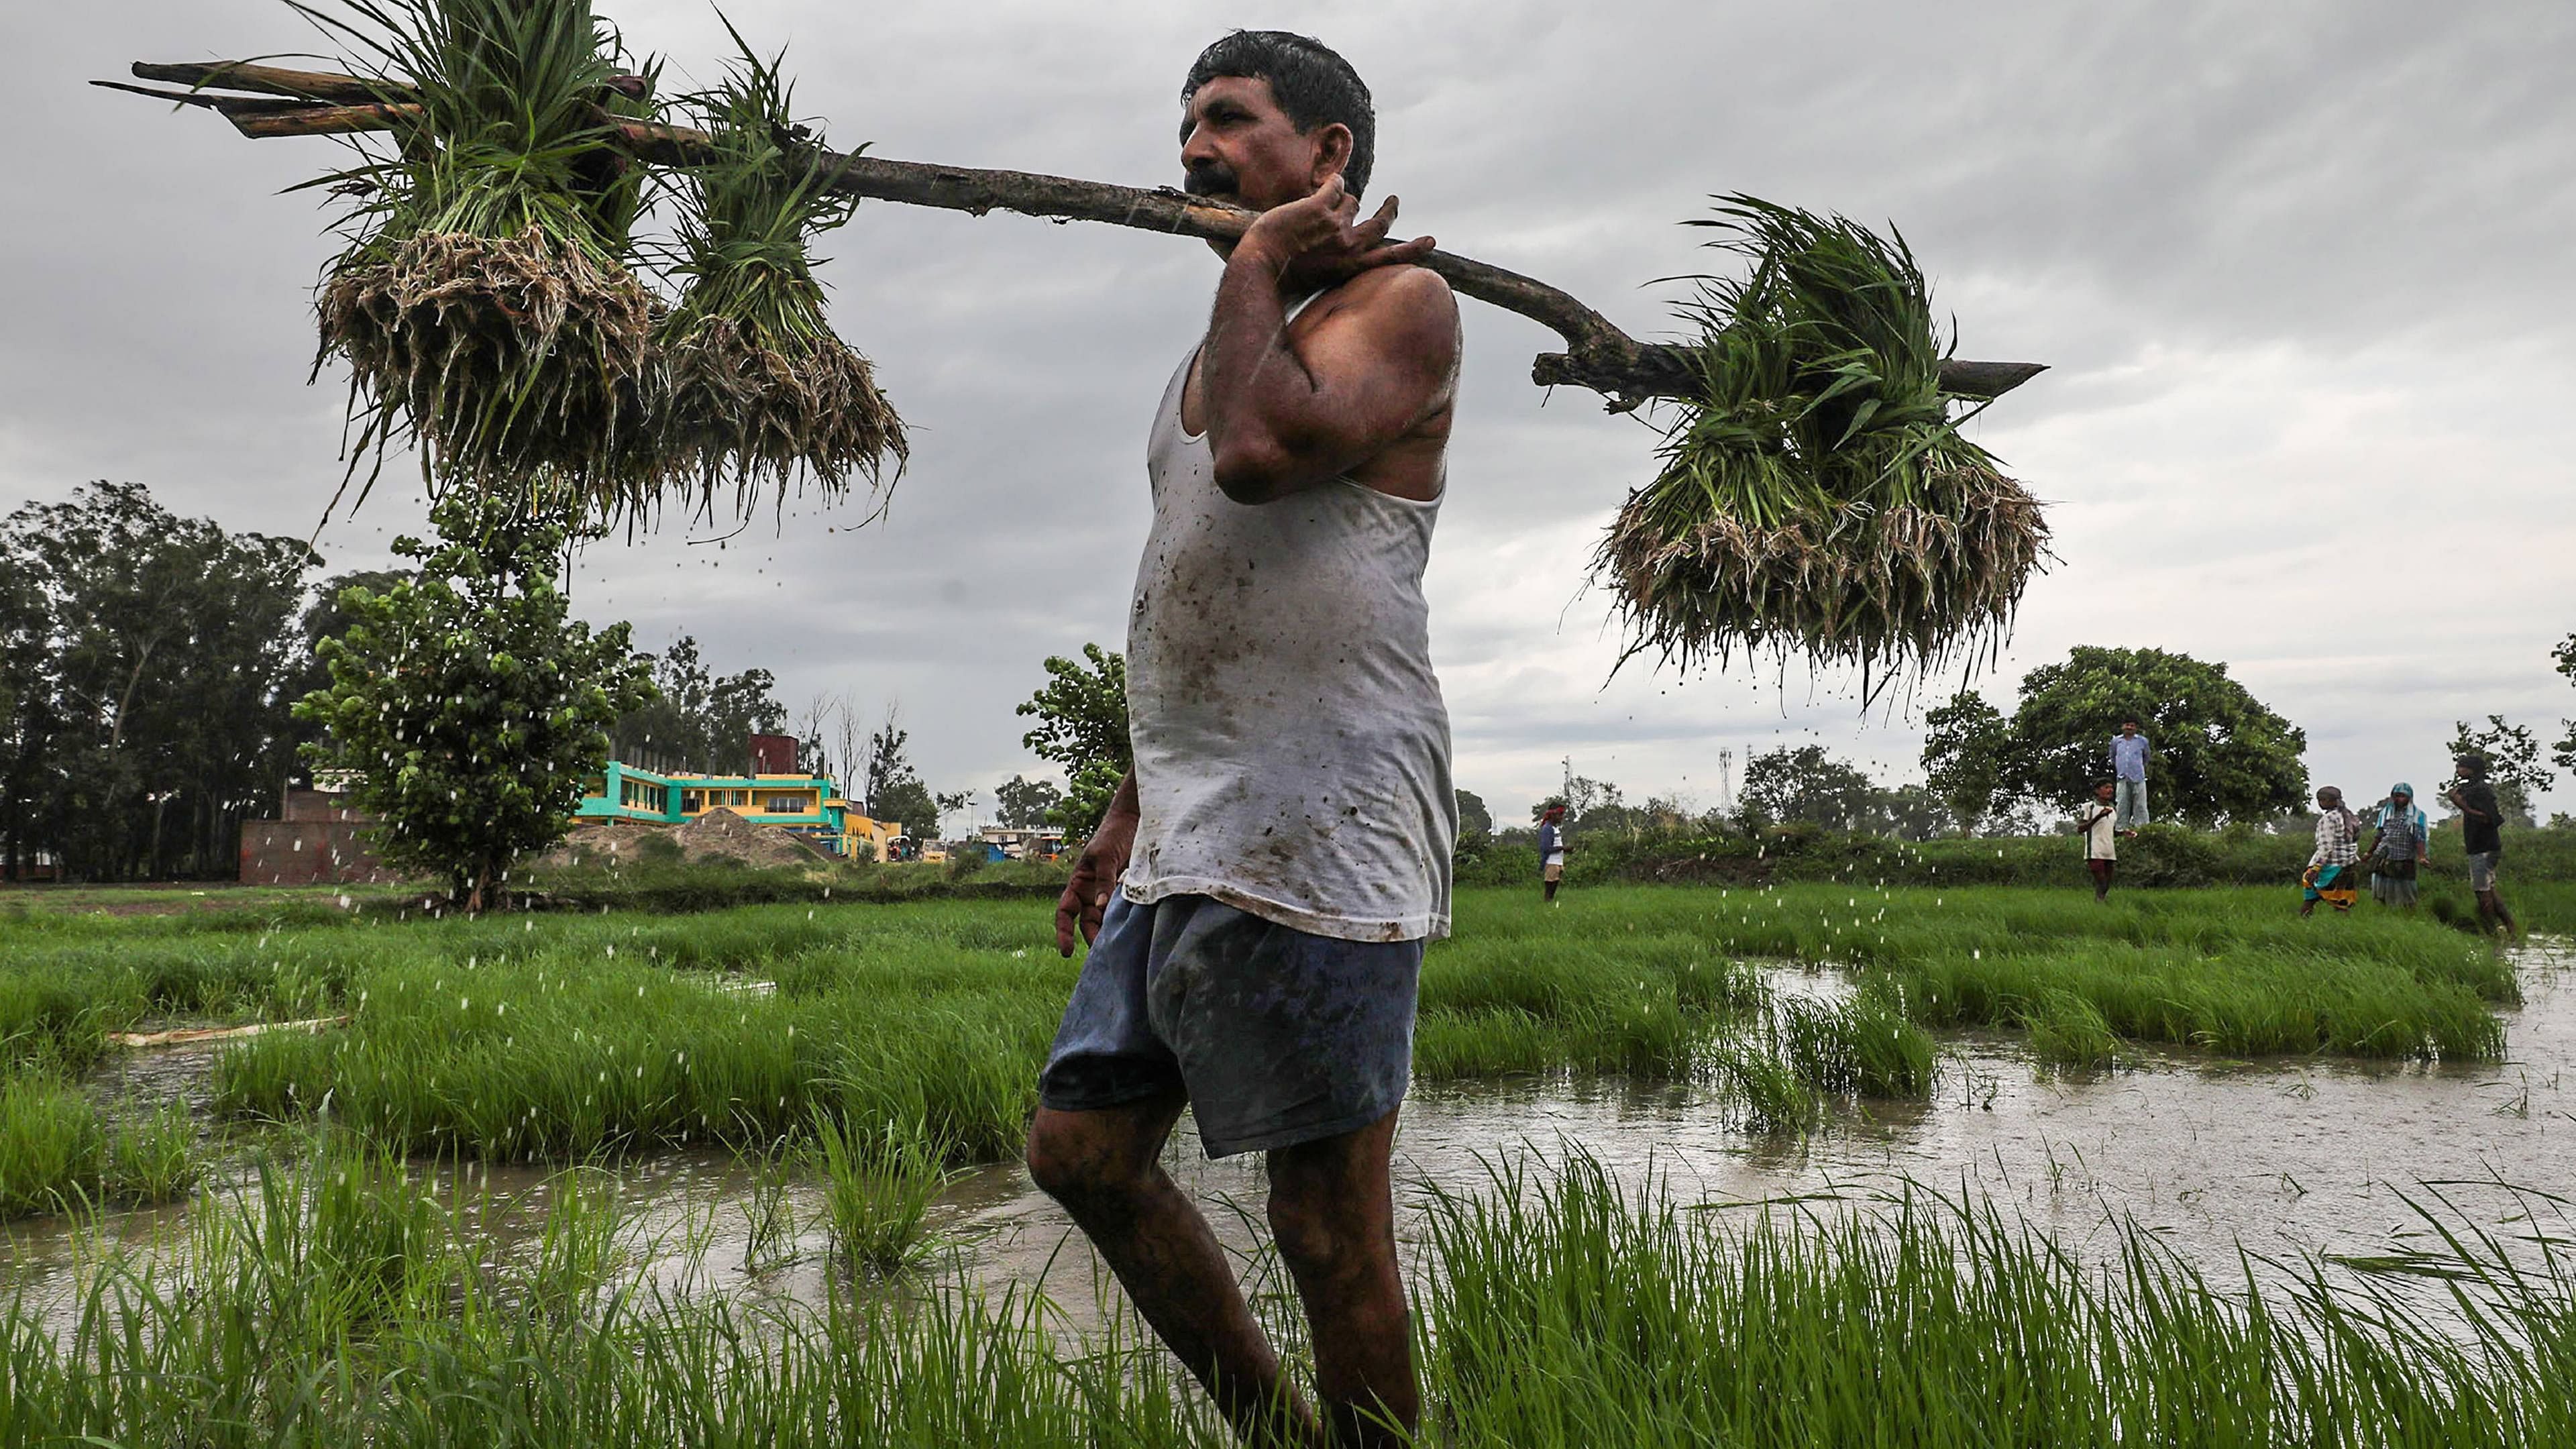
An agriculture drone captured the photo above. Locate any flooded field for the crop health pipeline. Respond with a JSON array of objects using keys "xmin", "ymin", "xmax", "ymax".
[{"xmin": 13, "ymin": 940, "xmax": 2567, "ymax": 1334}]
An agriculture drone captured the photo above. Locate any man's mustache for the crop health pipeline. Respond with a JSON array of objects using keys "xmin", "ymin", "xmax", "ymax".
[{"xmin": 1183, "ymin": 164, "xmax": 1238, "ymax": 198}]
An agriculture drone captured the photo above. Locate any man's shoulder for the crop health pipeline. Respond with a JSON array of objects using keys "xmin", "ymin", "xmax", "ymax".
[{"xmin": 1313, "ymin": 265, "xmax": 1458, "ymax": 336}]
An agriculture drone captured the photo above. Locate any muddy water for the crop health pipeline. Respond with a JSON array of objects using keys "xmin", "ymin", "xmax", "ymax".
[{"xmin": 9, "ymin": 943, "xmax": 2571, "ymax": 1333}]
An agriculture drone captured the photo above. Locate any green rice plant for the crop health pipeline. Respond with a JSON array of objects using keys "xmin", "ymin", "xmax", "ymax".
[
  {"xmin": 2022, "ymin": 988, "xmax": 2123, "ymax": 1071},
  {"xmin": 1774, "ymin": 979, "xmax": 1937, "ymax": 1098},
  {"xmin": 524, "ymin": 1163, "xmax": 627, "ymax": 1316},
  {"xmin": 297, "ymin": 0, "xmax": 667, "ymax": 514},
  {"xmin": 1594, "ymin": 197, "xmax": 2048, "ymax": 694},
  {"xmin": 0, "ymin": 1070, "xmax": 103, "ymax": 1218},
  {"xmin": 808, "ymin": 1109, "xmax": 949, "ymax": 1272},
  {"xmin": 1418, "ymin": 1146, "xmax": 2576, "ymax": 1447},
  {"xmin": 739, "ymin": 1137, "xmax": 798, "ymax": 1274},
  {"xmin": 102, "ymin": 1103, "xmax": 203, "ymax": 1206},
  {"xmin": 208, "ymin": 1138, "xmax": 470, "ymax": 1342},
  {"xmin": 655, "ymin": 30, "xmax": 905, "ymax": 525},
  {"xmin": 12, "ymin": 1138, "xmax": 2576, "ymax": 1447},
  {"xmin": 1717, "ymin": 1041, "xmax": 1820, "ymax": 1134}
]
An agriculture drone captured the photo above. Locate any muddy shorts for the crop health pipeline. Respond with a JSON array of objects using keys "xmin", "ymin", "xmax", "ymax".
[
  {"xmin": 1542, "ymin": 861, "xmax": 1565, "ymax": 883},
  {"xmin": 2469, "ymin": 851, "xmax": 2500, "ymax": 891},
  {"xmin": 1038, "ymin": 893, "xmax": 1421, "ymax": 1158}
]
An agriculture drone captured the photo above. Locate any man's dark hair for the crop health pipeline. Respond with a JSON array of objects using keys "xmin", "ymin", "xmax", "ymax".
[
  {"xmin": 2457, "ymin": 754, "xmax": 2491, "ymax": 780},
  {"xmin": 1185, "ymin": 31, "xmax": 1375, "ymax": 199},
  {"xmin": 2119, "ymin": 715, "xmax": 2140, "ymax": 727}
]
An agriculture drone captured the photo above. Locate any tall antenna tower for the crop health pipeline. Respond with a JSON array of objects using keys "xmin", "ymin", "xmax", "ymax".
[{"xmin": 1717, "ymin": 747, "xmax": 1735, "ymax": 817}]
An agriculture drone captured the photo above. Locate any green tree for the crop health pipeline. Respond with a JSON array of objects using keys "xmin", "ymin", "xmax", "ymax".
[
  {"xmin": 1920, "ymin": 691, "xmax": 2011, "ymax": 834},
  {"xmin": 994, "ymin": 773, "xmax": 1063, "ymax": 828},
  {"xmin": 1996, "ymin": 646, "xmax": 2306, "ymax": 826},
  {"xmin": 2553, "ymin": 633, "xmax": 2576, "ymax": 776},
  {"xmin": 1740, "ymin": 746, "xmax": 1880, "ymax": 830},
  {"xmin": 2447, "ymin": 714, "xmax": 2553, "ymax": 825},
  {"xmin": 0, "ymin": 551, "xmax": 50, "ymax": 880},
  {"xmin": 294, "ymin": 491, "xmax": 655, "ymax": 910},
  {"xmin": 1016, "ymin": 644, "xmax": 1130, "ymax": 835},
  {"xmin": 1454, "ymin": 789, "xmax": 1494, "ymax": 845},
  {"xmin": 611, "ymin": 635, "xmax": 785, "ymax": 774},
  {"xmin": 3, "ymin": 482, "xmax": 318, "ymax": 880},
  {"xmin": 861, "ymin": 707, "xmax": 938, "ymax": 836}
]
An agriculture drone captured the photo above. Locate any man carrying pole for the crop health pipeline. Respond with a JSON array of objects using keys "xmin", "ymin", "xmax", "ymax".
[{"xmin": 1025, "ymin": 31, "xmax": 1455, "ymax": 1448}]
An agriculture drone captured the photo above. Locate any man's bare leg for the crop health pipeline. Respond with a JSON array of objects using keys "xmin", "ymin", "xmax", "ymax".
[
  {"xmin": 1026, "ymin": 1096, "xmax": 1312, "ymax": 1442},
  {"xmin": 1267, "ymin": 1108, "xmax": 1415, "ymax": 1448}
]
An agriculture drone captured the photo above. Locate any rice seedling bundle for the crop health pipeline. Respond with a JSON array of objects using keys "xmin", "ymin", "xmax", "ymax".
[
  {"xmin": 1595, "ymin": 197, "xmax": 2049, "ymax": 692},
  {"xmin": 656, "ymin": 44, "xmax": 907, "ymax": 525},
  {"xmin": 306, "ymin": 0, "xmax": 665, "ymax": 513}
]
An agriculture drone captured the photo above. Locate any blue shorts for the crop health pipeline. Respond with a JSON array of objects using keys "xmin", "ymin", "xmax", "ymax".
[{"xmin": 1038, "ymin": 893, "xmax": 1421, "ymax": 1158}]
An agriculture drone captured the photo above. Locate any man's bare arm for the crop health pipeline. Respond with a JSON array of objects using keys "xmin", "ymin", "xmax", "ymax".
[{"xmin": 1201, "ymin": 178, "xmax": 1453, "ymax": 504}]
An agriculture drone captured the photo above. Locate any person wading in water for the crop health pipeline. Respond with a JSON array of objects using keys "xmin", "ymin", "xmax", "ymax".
[{"xmin": 1024, "ymin": 31, "xmax": 1457, "ymax": 1448}]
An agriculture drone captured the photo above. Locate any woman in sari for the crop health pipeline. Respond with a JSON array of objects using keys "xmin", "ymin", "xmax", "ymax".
[
  {"xmin": 2368, "ymin": 782, "xmax": 2429, "ymax": 910},
  {"xmin": 2300, "ymin": 786, "xmax": 2362, "ymax": 916}
]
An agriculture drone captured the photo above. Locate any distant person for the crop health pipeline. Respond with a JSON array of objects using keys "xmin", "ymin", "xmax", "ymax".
[
  {"xmin": 2079, "ymin": 779, "xmax": 2118, "ymax": 903},
  {"xmin": 2366, "ymin": 782, "xmax": 2428, "ymax": 911},
  {"xmin": 1538, "ymin": 803, "xmax": 1568, "ymax": 904},
  {"xmin": 2110, "ymin": 716, "xmax": 2151, "ymax": 830},
  {"xmin": 2300, "ymin": 786, "xmax": 2361, "ymax": 916},
  {"xmin": 2446, "ymin": 755, "xmax": 2521, "ymax": 939}
]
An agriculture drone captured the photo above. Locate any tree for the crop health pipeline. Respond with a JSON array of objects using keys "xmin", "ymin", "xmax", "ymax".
[
  {"xmin": 1454, "ymin": 789, "xmax": 1493, "ymax": 845},
  {"xmin": 2448, "ymin": 715, "xmax": 2553, "ymax": 825},
  {"xmin": 2554, "ymin": 633, "xmax": 2576, "ymax": 776},
  {"xmin": 1740, "ymin": 746, "xmax": 1881, "ymax": 830},
  {"xmin": 294, "ymin": 490, "xmax": 655, "ymax": 910},
  {"xmin": 3, "ymin": 482, "xmax": 319, "ymax": 880},
  {"xmin": 611, "ymin": 635, "xmax": 785, "ymax": 774},
  {"xmin": 994, "ymin": 774, "xmax": 1064, "ymax": 828},
  {"xmin": 1017, "ymin": 644, "xmax": 1130, "ymax": 835},
  {"xmin": 861, "ymin": 706, "xmax": 938, "ymax": 835},
  {"xmin": 1992, "ymin": 646, "xmax": 2307, "ymax": 826},
  {"xmin": 1920, "ymin": 691, "xmax": 2011, "ymax": 834}
]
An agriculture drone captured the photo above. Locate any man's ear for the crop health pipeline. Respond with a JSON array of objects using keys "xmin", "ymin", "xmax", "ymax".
[{"xmin": 1309, "ymin": 122, "xmax": 1355, "ymax": 190}]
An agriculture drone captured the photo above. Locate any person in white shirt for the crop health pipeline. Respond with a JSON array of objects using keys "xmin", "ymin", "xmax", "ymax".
[
  {"xmin": 2080, "ymin": 779, "xmax": 2118, "ymax": 903},
  {"xmin": 1537, "ymin": 802, "xmax": 1568, "ymax": 904}
]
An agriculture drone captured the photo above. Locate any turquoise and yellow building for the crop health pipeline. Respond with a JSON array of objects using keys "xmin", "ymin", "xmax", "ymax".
[{"xmin": 574, "ymin": 762, "xmax": 904, "ymax": 861}]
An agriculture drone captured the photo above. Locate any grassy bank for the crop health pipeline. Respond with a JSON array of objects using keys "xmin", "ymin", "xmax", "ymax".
[
  {"xmin": 0, "ymin": 881, "xmax": 2553, "ymax": 1220},
  {"xmin": 1466, "ymin": 819, "xmax": 2576, "ymax": 892},
  {"xmin": 7, "ymin": 1144, "xmax": 2570, "ymax": 1448}
]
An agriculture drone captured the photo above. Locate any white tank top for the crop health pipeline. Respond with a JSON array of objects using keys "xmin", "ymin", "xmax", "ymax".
[{"xmin": 1121, "ymin": 308, "xmax": 1455, "ymax": 943}]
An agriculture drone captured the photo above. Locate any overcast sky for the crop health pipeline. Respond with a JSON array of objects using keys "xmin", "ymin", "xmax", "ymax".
[{"xmin": 7, "ymin": 0, "xmax": 2573, "ymax": 830}]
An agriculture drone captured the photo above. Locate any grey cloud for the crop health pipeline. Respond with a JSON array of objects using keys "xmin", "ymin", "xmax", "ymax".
[{"xmin": 6, "ymin": 0, "xmax": 2573, "ymax": 830}]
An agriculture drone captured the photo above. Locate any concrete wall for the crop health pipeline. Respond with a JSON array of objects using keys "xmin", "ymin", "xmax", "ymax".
[{"xmin": 238, "ymin": 821, "xmax": 399, "ymax": 886}]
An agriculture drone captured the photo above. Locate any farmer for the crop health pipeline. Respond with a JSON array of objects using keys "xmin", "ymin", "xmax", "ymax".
[
  {"xmin": 2300, "ymin": 786, "xmax": 2362, "ymax": 916},
  {"xmin": 1538, "ymin": 802, "xmax": 1569, "ymax": 903},
  {"xmin": 1026, "ymin": 31, "xmax": 1455, "ymax": 1448},
  {"xmin": 2109, "ymin": 716, "xmax": 2151, "ymax": 830},
  {"xmin": 2079, "ymin": 780, "xmax": 2118, "ymax": 903},
  {"xmin": 2447, "ymin": 755, "xmax": 2521, "ymax": 940},
  {"xmin": 2367, "ymin": 782, "xmax": 2428, "ymax": 911}
]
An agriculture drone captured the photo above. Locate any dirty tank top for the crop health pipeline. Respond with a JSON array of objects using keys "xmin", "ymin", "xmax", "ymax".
[{"xmin": 1121, "ymin": 311, "xmax": 1455, "ymax": 943}]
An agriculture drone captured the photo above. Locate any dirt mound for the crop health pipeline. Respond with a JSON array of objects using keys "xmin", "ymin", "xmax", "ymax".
[
  {"xmin": 543, "ymin": 820, "xmax": 677, "ymax": 869},
  {"xmin": 670, "ymin": 808, "xmax": 832, "ymax": 869},
  {"xmin": 537, "ymin": 811, "xmax": 828, "ymax": 873}
]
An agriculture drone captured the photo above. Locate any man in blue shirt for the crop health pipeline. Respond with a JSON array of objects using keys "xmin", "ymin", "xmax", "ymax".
[{"xmin": 2110, "ymin": 717, "xmax": 2151, "ymax": 830}]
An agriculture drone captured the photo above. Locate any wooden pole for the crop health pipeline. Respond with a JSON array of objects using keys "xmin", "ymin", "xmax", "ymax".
[{"xmin": 106, "ymin": 60, "xmax": 2048, "ymax": 409}]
